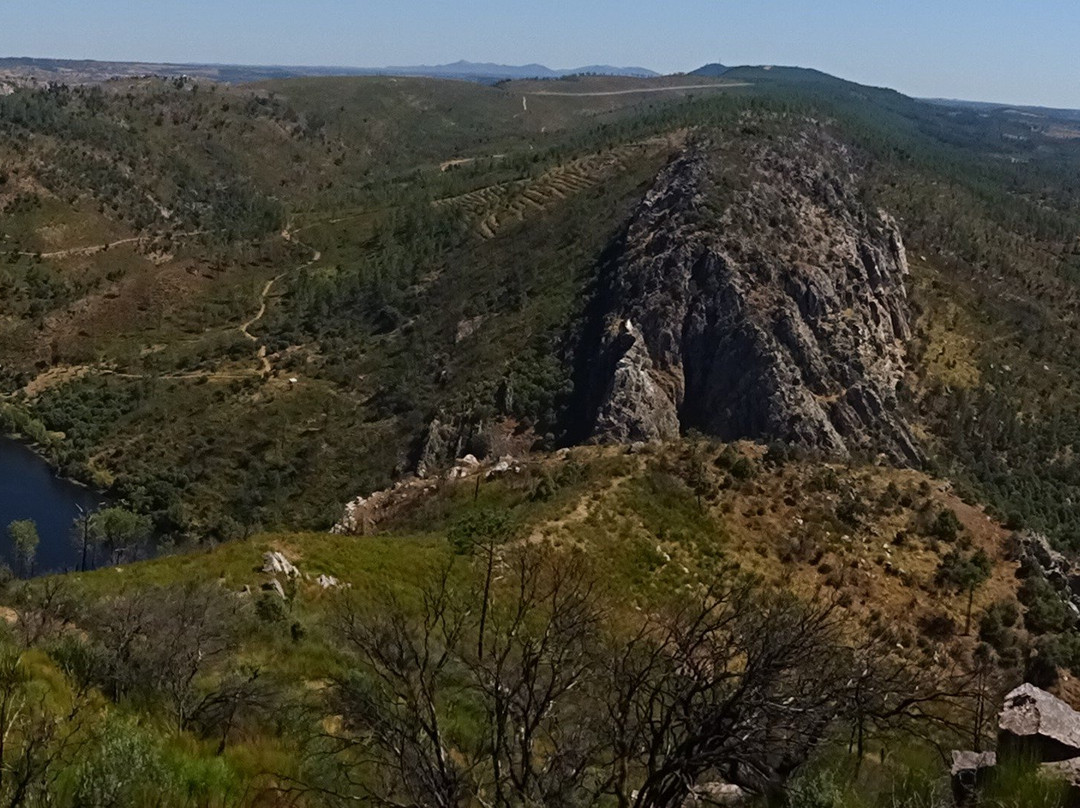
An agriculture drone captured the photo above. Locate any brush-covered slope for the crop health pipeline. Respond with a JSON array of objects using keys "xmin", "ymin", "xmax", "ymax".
[
  {"xmin": 2, "ymin": 67, "xmax": 1080, "ymax": 555},
  {"xmin": 0, "ymin": 439, "xmax": 1035, "ymax": 805}
]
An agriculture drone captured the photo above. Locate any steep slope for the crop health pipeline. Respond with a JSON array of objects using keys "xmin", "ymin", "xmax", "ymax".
[{"xmin": 573, "ymin": 129, "xmax": 920, "ymax": 463}]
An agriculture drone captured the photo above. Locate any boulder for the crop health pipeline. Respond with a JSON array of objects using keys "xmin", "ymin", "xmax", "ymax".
[
  {"xmin": 680, "ymin": 782, "xmax": 747, "ymax": 807},
  {"xmin": 999, "ymin": 684, "xmax": 1080, "ymax": 762},
  {"xmin": 486, "ymin": 455, "xmax": 522, "ymax": 477},
  {"xmin": 317, "ymin": 574, "xmax": 341, "ymax": 589},
  {"xmin": 950, "ymin": 750, "xmax": 996, "ymax": 805},
  {"xmin": 261, "ymin": 578, "xmax": 286, "ymax": 600},
  {"xmin": 262, "ymin": 551, "xmax": 300, "ymax": 578}
]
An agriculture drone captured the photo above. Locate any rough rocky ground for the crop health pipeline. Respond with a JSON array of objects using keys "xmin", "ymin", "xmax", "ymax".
[{"xmin": 574, "ymin": 130, "xmax": 921, "ymax": 465}]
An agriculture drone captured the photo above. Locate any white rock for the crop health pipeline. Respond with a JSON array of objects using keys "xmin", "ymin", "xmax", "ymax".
[
  {"xmin": 265, "ymin": 578, "xmax": 286, "ymax": 599},
  {"xmin": 681, "ymin": 781, "xmax": 748, "ymax": 806},
  {"xmin": 262, "ymin": 551, "xmax": 300, "ymax": 578}
]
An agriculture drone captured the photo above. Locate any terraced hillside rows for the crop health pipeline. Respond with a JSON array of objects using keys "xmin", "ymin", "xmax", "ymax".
[{"xmin": 436, "ymin": 134, "xmax": 684, "ymax": 238}]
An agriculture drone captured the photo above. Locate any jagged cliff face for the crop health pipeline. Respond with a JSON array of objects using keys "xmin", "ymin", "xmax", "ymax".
[{"xmin": 576, "ymin": 129, "xmax": 921, "ymax": 464}]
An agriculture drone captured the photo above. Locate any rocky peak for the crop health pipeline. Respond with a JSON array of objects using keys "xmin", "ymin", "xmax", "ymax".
[{"xmin": 573, "ymin": 129, "xmax": 921, "ymax": 464}]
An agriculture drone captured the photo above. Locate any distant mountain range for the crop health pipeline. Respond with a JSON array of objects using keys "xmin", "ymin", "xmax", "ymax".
[
  {"xmin": 0, "ymin": 57, "xmax": 657, "ymax": 87},
  {"xmin": 373, "ymin": 60, "xmax": 658, "ymax": 82}
]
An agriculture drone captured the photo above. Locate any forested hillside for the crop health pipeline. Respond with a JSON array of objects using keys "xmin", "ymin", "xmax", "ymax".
[
  {"xmin": 4, "ymin": 64, "xmax": 1080, "ymax": 805},
  {"xmin": 2, "ymin": 69, "xmax": 1079, "ymax": 549}
]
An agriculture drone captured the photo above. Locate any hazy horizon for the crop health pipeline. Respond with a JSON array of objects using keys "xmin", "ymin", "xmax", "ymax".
[{"xmin": 2, "ymin": 1, "xmax": 1079, "ymax": 109}]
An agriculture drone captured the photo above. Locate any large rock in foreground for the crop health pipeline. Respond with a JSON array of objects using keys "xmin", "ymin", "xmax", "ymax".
[
  {"xmin": 573, "ymin": 128, "xmax": 921, "ymax": 464},
  {"xmin": 999, "ymin": 683, "xmax": 1080, "ymax": 762}
]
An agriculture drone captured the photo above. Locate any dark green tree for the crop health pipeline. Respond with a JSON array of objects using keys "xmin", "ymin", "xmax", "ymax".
[
  {"xmin": 936, "ymin": 549, "xmax": 993, "ymax": 634},
  {"xmin": 87, "ymin": 507, "xmax": 152, "ymax": 565},
  {"xmin": 6, "ymin": 520, "xmax": 38, "ymax": 577}
]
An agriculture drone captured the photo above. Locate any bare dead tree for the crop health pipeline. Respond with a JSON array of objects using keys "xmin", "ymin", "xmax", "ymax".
[
  {"xmin": 0, "ymin": 648, "xmax": 91, "ymax": 808},
  {"xmin": 74, "ymin": 583, "xmax": 247, "ymax": 731},
  {"xmin": 190, "ymin": 664, "xmax": 280, "ymax": 755},
  {"xmin": 602, "ymin": 576, "xmax": 849, "ymax": 808},
  {"xmin": 318, "ymin": 547, "xmax": 973, "ymax": 808},
  {"xmin": 842, "ymin": 629, "xmax": 980, "ymax": 769},
  {"xmin": 143, "ymin": 583, "xmax": 243, "ymax": 730},
  {"xmin": 462, "ymin": 544, "xmax": 606, "ymax": 808},
  {"xmin": 10, "ymin": 578, "xmax": 80, "ymax": 647},
  {"xmin": 322, "ymin": 545, "xmax": 609, "ymax": 808},
  {"xmin": 329, "ymin": 563, "xmax": 471, "ymax": 808}
]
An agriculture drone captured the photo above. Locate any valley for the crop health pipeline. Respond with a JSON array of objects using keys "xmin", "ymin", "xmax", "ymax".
[{"xmin": 2, "ymin": 60, "xmax": 1080, "ymax": 806}]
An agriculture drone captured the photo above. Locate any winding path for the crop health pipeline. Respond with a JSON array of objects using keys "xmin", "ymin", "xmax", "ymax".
[
  {"xmin": 13, "ymin": 227, "xmax": 323, "ymax": 393},
  {"xmin": 16, "ymin": 229, "xmax": 212, "ymax": 259},
  {"xmin": 239, "ymin": 230, "xmax": 321, "ymax": 375}
]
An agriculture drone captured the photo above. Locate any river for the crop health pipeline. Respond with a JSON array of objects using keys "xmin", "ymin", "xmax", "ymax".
[{"xmin": 0, "ymin": 436, "xmax": 103, "ymax": 574}]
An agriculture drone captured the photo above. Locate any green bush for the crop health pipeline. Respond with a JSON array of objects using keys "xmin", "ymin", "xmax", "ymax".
[
  {"xmin": 1019, "ymin": 576, "xmax": 1073, "ymax": 635},
  {"xmin": 980, "ymin": 599, "xmax": 1021, "ymax": 652},
  {"xmin": 930, "ymin": 508, "xmax": 962, "ymax": 542},
  {"xmin": 255, "ymin": 592, "xmax": 287, "ymax": 625}
]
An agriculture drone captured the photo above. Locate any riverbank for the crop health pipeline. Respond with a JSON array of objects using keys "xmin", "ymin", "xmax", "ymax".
[{"xmin": 0, "ymin": 436, "xmax": 104, "ymax": 574}]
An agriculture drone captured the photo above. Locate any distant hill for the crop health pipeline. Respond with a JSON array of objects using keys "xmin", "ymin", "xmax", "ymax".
[
  {"xmin": 689, "ymin": 63, "xmax": 731, "ymax": 77},
  {"xmin": 923, "ymin": 96, "xmax": 1080, "ymax": 122},
  {"xmin": 0, "ymin": 56, "xmax": 657, "ymax": 88}
]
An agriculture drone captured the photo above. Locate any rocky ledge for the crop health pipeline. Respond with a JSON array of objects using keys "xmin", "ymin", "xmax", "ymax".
[{"xmin": 573, "ymin": 128, "xmax": 922, "ymax": 464}]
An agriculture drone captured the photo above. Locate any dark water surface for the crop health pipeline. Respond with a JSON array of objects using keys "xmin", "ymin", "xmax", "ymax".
[{"xmin": 0, "ymin": 437, "xmax": 103, "ymax": 574}]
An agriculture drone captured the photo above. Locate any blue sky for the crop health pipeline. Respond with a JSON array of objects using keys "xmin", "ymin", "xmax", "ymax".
[{"xmin": 2, "ymin": 1, "xmax": 1079, "ymax": 107}]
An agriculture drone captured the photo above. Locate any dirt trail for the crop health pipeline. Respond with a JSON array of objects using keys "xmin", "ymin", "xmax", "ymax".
[
  {"xmin": 439, "ymin": 154, "xmax": 506, "ymax": 172},
  {"xmin": 240, "ymin": 230, "xmax": 321, "ymax": 375},
  {"xmin": 525, "ymin": 82, "xmax": 750, "ymax": 98},
  {"xmin": 9, "ymin": 227, "xmax": 323, "ymax": 392},
  {"xmin": 18, "ymin": 229, "xmax": 212, "ymax": 259}
]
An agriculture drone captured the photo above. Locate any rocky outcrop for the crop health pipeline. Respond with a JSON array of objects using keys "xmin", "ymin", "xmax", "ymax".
[
  {"xmin": 593, "ymin": 319, "xmax": 681, "ymax": 443},
  {"xmin": 262, "ymin": 551, "xmax": 300, "ymax": 578},
  {"xmin": 949, "ymin": 685, "xmax": 1080, "ymax": 804},
  {"xmin": 574, "ymin": 129, "xmax": 921, "ymax": 464},
  {"xmin": 1010, "ymin": 531, "xmax": 1080, "ymax": 620},
  {"xmin": 417, "ymin": 417, "xmax": 476, "ymax": 479}
]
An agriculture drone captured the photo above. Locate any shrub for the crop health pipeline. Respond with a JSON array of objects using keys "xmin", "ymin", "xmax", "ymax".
[
  {"xmin": 255, "ymin": 593, "xmax": 287, "ymax": 625},
  {"xmin": 918, "ymin": 612, "xmax": 957, "ymax": 641},
  {"xmin": 980, "ymin": 600, "xmax": 1021, "ymax": 652},
  {"xmin": 730, "ymin": 456, "xmax": 755, "ymax": 481},
  {"xmin": 930, "ymin": 508, "xmax": 963, "ymax": 542},
  {"xmin": 1019, "ymin": 576, "xmax": 1073, "ymax": 635}
]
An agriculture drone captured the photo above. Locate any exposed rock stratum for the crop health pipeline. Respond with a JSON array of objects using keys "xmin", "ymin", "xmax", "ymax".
[{"xmin": 574, "ymin": 130, "xmax": 921, "ymax": 463}]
